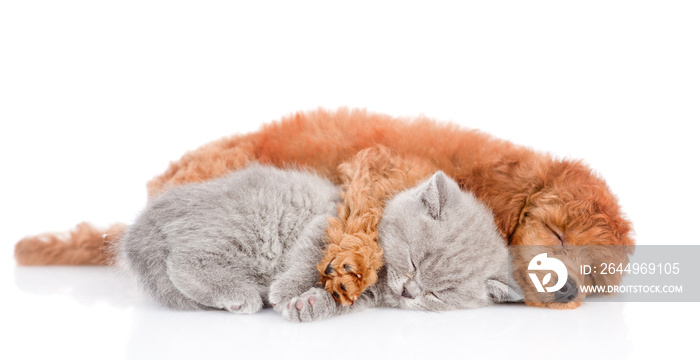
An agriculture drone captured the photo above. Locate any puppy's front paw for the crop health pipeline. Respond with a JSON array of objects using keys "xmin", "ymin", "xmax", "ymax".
[
  {"xmin": 317, "ymin": 243, "xmax": 380, "ymax": 305},
  {"xmin": 279, "ymin": 288, "xmax": 336, "ymax": 323}
]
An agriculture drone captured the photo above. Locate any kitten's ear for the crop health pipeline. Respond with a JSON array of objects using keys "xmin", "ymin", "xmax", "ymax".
[
  {"xmin": 421, "ymin": 171, "xmax": 450, "ymax": 220},
  {"xmin": 486, "ymin": 278, "xmax": 524, "ymax": 303}
]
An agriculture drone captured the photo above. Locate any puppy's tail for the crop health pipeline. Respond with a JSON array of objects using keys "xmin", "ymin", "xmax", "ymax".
[{"xmin": 14, "ymin": 222, "xmax": 126, "ymax": 265}]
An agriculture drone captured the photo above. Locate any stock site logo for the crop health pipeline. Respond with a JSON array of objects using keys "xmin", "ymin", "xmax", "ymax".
[{"xmin": 528, "ymin": 253, "xmax": 568, "ymax": 293}]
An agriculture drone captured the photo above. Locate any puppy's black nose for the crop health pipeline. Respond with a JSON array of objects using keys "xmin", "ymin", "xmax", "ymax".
[
  {"xmin": 401, "ymin": 287, "xmax": 414, "ymax": 299},
  {"xmin": 554, "ymin": 279, "xmax": 578, "ymax": 302}
]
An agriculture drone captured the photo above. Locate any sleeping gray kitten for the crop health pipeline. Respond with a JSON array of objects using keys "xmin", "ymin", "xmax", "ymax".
[{"xmin": 119, "ymin": 164, "xmax": 517, "ymax": 322}]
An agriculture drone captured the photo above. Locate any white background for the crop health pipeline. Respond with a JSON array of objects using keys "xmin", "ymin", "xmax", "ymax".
[{"xmin": 1, "ymin": 1, "xmax": 698, "ymax": 359}]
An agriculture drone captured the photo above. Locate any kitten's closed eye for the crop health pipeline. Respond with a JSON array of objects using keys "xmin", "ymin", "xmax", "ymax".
[
  {"xmin": 427, "ymin": 291, "xmax": 443, "ymax": 302},
  {"xmin": 404, "ymin": 256, "xmax": 417, "ymax": 279},
  {"xmin": 428, "ymin": 284, "xmax": 459, "ymax": 301}
]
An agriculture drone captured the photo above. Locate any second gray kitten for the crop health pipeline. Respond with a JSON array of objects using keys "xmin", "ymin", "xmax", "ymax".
[{"xmin": 119, "ymin": 164, "xmax": 517, "ymax": 322}]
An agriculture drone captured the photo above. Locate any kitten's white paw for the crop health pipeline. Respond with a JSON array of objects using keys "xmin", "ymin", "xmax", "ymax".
[
  {"xmin": 279, "ymin": 288, "xmax": 336, "ymax": 322},
  {"xmin": 219, "ymin": 293, "xmax": 263, "ymax": 314}
]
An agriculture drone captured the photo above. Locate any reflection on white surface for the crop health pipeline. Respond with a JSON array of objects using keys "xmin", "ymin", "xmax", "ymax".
[{"xmin": 7, "ymin": 265, "xmax": 696, "ymax": 360}]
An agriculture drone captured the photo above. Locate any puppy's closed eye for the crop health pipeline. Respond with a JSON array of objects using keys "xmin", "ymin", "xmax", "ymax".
[{"xmin": 545, "ymin": 223, "xmax": 566, "ymax": 244}]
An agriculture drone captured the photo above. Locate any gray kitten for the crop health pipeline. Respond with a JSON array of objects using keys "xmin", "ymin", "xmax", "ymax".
[{"xmin": 119, "ymin": 164, "xmax": 517, "ymax": 322}]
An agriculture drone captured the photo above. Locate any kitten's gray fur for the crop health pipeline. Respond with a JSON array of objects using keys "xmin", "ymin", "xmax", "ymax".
[{"xmin": 119, "ymin": 164, "xmax": 515, "ymax": 322}]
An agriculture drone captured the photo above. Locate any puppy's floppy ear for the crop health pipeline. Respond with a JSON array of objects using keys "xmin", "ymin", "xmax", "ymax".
[{"xmin": 421, "ymin": 171, "xmax": 450, "ymax": 220}]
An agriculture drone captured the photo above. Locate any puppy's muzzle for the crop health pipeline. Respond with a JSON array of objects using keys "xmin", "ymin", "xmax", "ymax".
[{"xmin": 554, "ymin": 279, "xmax": 578, "ymax": 302}]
